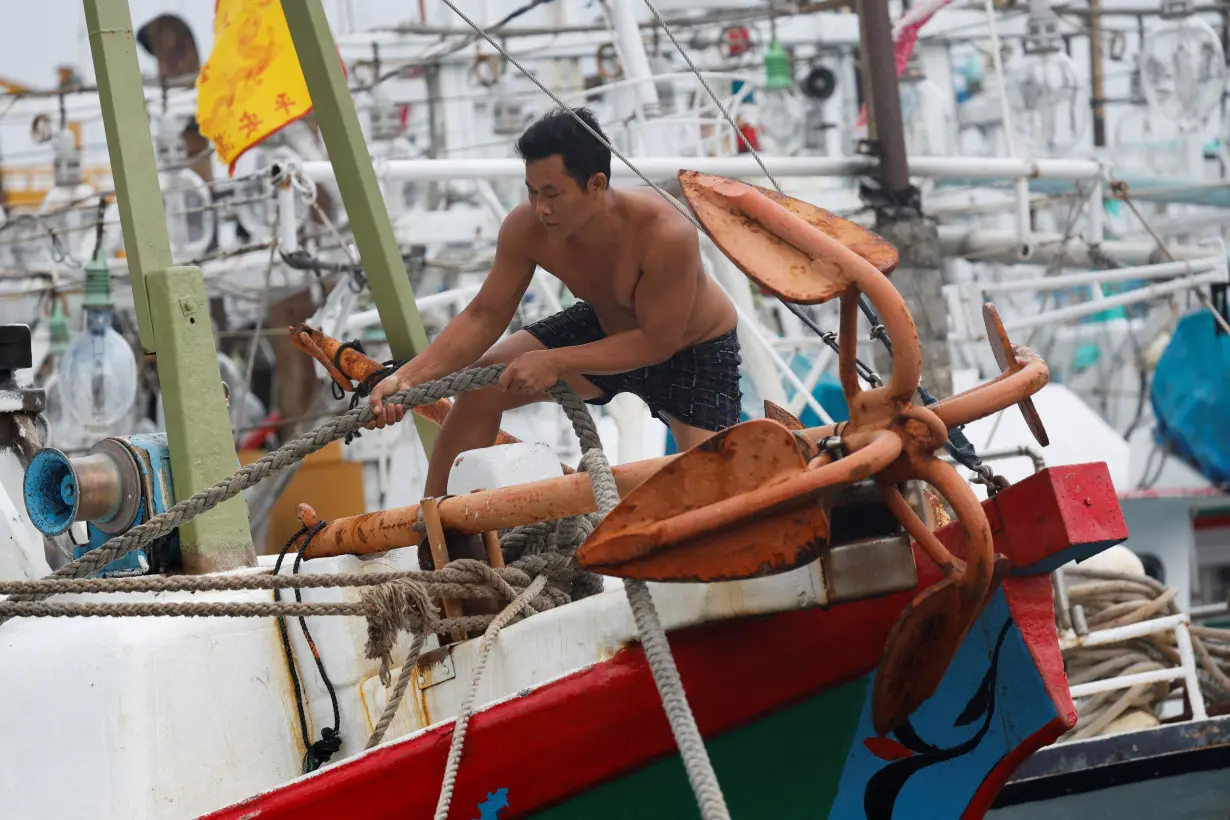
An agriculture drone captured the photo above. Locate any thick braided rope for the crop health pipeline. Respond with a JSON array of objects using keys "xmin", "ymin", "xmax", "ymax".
[
  {"xmin": 0, "ymin": 600, "xmax": 370, "ymax": 618},
  {"xmin": 0, "ymin": 554, "xmax": 581, "ymax": 621},
  {"xmin": 0, "ymin": 567, "xmax": 523, "ymax": 596},
  {"xmin": 0, "ymin": 367, "xmax": 512, "ymax": 624},
  {"xmin": 1062, "ymin": 566, "xmax": 1230, "ymax": 740},
  {"xmin": 0, "ymin": 547, "xmax": 580, "ymax": 623},
  {"xmin": 434, "ymin": 573, "xmax": 548, "ymax": 820},
  {"xmin": 0, "ymin": 550, "xmax": 581, "ymax": 602},
  {"xmin": 360, "ymin": 536, "xmax": 589, "ymax": 751},
  {"xmin": 598, "ymin": 449, "xmax": 730, "ymax": 818},
  {"xmin": 365, "ymin": 631, "xmax": 427, "ymax": 749}
]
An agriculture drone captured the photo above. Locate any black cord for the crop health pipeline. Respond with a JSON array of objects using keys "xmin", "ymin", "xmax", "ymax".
[
  {"xmin": 273, "ymin": 522, "xmax": 343, "ymax": 774},
  {"xmin": 281, "ymin": 250, "xmax": 368, "ymax": 292},
  {"xmin": 803, "ymin": 291, "xmax": 992, "ymax": 477},
  {"xmin": 327, "ymin": 337, "xmax": 412, "ymax": 444},
  {"xmin": 781, "ymin": 301, "xmax": 882, "ymax": 386}
]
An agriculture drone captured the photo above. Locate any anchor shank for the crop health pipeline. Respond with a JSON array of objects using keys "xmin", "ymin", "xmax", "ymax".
[{"xmin": 301, "ymin": 455, "xmax": 675, "ymax": 559}]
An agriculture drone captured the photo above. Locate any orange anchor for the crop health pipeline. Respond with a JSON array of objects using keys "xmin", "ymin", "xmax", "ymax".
[
  {"xmin": 286, "ymin": 173, "xmax": 1052, "ymax": 735},
  {"xmin": 575, "ymin": 171, "xmax": 1051, "ymax": 734}
]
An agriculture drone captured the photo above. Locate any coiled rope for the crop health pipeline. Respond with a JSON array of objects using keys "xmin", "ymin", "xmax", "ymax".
[{"xmin": 1061, "ymin": 566, "xmax": 1230, "ymax": 741}]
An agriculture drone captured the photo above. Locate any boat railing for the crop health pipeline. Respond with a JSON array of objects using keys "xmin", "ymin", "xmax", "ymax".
[{"xmin": 1059, "ymin": 611, "xmax": 1209, "ymax": 723}]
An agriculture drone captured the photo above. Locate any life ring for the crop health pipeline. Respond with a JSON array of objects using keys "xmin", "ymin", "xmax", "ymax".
[
  {"xmin": 801, "ymin": 65, "xmax": 836, "ymax": 101},
  {"xmin": 718, "ymin": 26, "xmax": 754, "ymax": 59},
  {"xmin": 31, "ymin": 114, "xmax": 54, "ymax": 144},
  {"xmin": 471, "ymin": 52, "xmax": 504, "ymax": 88},
  {"xmin": 596, "ymin": 43, "xmax": 623, "ymax": 80}
]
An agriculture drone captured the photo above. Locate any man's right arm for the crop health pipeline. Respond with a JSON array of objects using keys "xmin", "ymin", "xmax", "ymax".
[{"xmin": 367, "ymin": 207, "xmax": 537, "ymax": 425}]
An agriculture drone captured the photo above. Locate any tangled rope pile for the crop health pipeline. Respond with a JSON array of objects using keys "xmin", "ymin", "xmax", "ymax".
[
  {"xmin": 0, "ymin": 363, "xmax": 732, "ymax": 819},
  {"xmin": 1061, "ymin": 566, "xmax": 1230, "ymax": 741}
]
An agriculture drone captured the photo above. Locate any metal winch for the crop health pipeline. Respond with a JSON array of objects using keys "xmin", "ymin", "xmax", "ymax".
[{"xmin": 24, "ymin": 434, "xmax": 178, "ymax": 576}]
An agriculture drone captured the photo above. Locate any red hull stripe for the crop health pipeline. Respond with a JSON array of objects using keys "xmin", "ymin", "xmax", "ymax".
[{"xmin": 204, "ymin": 466, "xmax": 1118, "ymax": 819}]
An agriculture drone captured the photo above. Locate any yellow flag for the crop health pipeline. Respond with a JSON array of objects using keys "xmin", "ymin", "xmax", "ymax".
[{"xmin": 196, "ymin": 0, "xmax": 314, "ymax": 175}]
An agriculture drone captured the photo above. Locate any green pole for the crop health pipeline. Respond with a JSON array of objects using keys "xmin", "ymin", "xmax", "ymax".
[
  {"xmin": 281, "ymin": 0, "xmax": 438, "ymax": 453},
  {"xmin": 83, "ymin": 0, "xmax": 255, "ymax": 573}
]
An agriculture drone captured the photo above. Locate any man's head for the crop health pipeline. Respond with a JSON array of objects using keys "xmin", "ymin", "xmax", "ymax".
[{"xmin": 515, "ymin": 107, "xmax": 612, "ymax": 234}]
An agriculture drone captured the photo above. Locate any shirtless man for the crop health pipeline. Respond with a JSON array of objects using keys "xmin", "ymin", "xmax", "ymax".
[{"xmin": 367, "ymin": 107, "xmax": 741, "ymax": 496}]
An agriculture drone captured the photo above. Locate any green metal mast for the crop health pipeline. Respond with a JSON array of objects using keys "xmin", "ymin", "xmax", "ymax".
[
  {"xmin": 280, "ymin": 0, "xmax": 439, "ymax": 452},
  {"xmin": 83, "ymin": 0, "xmax": 255, "ymax": 573}
]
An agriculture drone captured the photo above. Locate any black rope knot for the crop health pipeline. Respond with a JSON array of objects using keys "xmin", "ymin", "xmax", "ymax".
[
  {"xmin": 329, "ymin": 336, "xmax": 411, "ymax": 444},
  {"xmin": 303, "ymin": 726, "xmax": 343, "ymax": 773}
]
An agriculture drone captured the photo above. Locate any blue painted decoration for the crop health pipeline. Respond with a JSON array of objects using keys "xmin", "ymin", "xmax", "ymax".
[
  {"xmin": 474, "ymin": 787, "xmax": 510, "ymax": 820},
  {"xmin": 827, "ymin": 588, "xmax": 1060, "ymax": 819}
]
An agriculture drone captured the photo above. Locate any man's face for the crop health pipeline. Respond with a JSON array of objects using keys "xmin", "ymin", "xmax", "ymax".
[{"xmin": 525, "ymin": 155, "xmax": 601, "ymax": 236}]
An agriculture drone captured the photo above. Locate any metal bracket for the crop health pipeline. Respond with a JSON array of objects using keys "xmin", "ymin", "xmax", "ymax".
[
  {"xmin": 1160, "ymin": 0, "xmax": 1194, "ymax": 19},
  {"xmin": 1022, "ymin": 2, "xmax": 1063, "ymax": 54},
  {"xmin": 416, "ymin": 646, "xmax": 457, "ymax": 690}
]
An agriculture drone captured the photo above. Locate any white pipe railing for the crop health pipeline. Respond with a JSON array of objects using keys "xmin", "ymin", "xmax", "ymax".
[
  {"xmin": 1013, "ymin": 177, "xmax": 1032, "ymax": 260},
  {"xmin": 345, "ymin": 285, "xmax": 482, "ymax": 335},
  {"xmin": 945, "ymin": 245, "xmax": 1229, "ymax": 341},
  {"xmin": 1086, "ymin": 179, "xmax": 1105, "ymax": 246},
  {"xmin": 981, "ymin": 255, "xmax": 1225, "ymax": 293},
  {"xmin": 299, "ymin": 155, "xmax": 1105, "ymax": 185},
  {"xmin": 936, "ymin": 226, "xmax": 1216, "ymax": 268},
  {"xmin": 1061, "ymin": 612, "xmax": 1208, "ymax": 721},
  {"xmin": 1005, "ymin": 269, "xmax": 1227, "ymax": 332}
]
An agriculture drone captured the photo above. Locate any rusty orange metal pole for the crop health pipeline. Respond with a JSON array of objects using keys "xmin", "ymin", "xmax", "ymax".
[
  {"xmin": 290, "ymin": 322, "xmax": 570, "ymax": 468},
  {"xmin": 482, "ymin": 531, "xmax": 505, "ymax": 569},
  {"xmin": 419, "ymin": 496, "xmax": 467, "ymax": 642},
  {"xmin": 302, "ymin": 455, "xmax": 676, "ymax": 559}
]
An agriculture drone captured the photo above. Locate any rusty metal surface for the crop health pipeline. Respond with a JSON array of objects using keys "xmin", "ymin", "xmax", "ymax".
[
  {"xmin": 679, "ymin": 170, "xmax": 898, "ymax": 305},
  {"xmin": 926, "ymin": 305, "xmax": 1050, "ymax": 435},
  {"xmin": 300, "ymin": 456, "xmax": 676, "ymax": 558},
  {"xmin": 763, "ymin": 399, "xmax": 805, "ymax": 430},
  {"xmin": 982, "ymin": 302, "xmax": 1050, "ymax": 447},
  {"xmin": 415, "ymin": 646, "xmax": 457, "ymax": 690},
  {"xmin": 577, "ymin": 420, "xmax": 828, "ymax": 582}
]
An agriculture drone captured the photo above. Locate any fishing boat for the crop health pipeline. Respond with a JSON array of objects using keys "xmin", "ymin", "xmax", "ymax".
[
  {"xmin": 0, "ymin": 168, "xmax": 1129, "ymax": 818},
  {"xmin": 4, "ymin": 0, "xmax": 1230, "ymax": 816}
]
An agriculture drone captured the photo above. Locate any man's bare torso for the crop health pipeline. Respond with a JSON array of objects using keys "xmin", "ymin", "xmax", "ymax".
[{"xmin": 509, "ymin": 188, "xmax": 737, "ymax": 350}]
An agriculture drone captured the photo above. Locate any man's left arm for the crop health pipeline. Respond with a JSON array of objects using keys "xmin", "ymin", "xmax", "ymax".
[{"xmin": 551, "ymin": 224, "xmax": 699, "ymax": 376}]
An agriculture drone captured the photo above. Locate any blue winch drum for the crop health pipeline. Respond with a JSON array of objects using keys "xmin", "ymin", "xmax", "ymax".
[
  {"xmin": 24, "ymin": 448, "xmax": 80, "ymax": 536},
  {"xmin": 23, "ymin": 441, "xmax": 142, "ymax": 537}
]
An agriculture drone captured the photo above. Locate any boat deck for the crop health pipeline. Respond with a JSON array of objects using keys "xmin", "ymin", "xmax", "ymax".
[{"xmin": 990, "ymin": 714, "xmax": 1230, "ymax": 820}]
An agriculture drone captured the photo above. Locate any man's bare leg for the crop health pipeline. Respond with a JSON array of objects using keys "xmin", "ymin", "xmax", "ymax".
[
  {"xmin": 423, "ymin": 330, "xmax": 605, "ymax": 496},
  {"xmin": 666, "ymin": 413, "xmax": 724, "ymax": 453}
]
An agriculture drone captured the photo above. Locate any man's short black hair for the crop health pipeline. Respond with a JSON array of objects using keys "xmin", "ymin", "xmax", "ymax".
[{"xmin": 515, "ymin": 107, "xmax": 612, "ymax": 191}]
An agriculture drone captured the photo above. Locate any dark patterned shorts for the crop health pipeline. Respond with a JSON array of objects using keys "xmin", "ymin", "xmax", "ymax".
[{"xmin": 522, "ymin": 301, "xmax": 743, "ymax": 432}]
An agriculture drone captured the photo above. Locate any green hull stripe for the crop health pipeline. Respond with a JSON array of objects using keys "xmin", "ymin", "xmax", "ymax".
[{"xmin": 532, "ymin": 677, "xmax": 869, "ymax": 819}]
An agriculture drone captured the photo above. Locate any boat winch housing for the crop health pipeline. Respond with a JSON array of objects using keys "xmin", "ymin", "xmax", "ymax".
[{"xmin": 23, "ymin": 434, "xmax": 179, "ymax": 575}]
